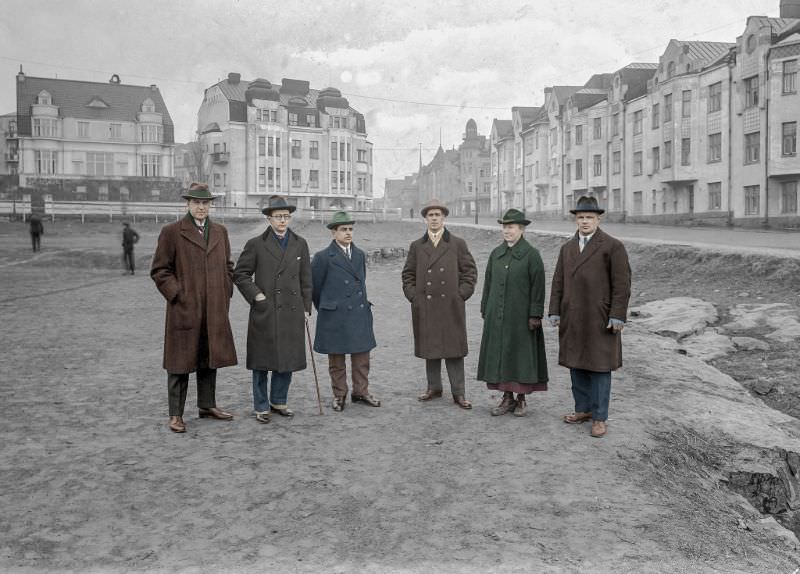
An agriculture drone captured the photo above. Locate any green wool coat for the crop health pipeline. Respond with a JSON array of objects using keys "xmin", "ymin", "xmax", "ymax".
[{"xmin": 477, "ymin": 238, "xmax": 549, "ymax": 385}]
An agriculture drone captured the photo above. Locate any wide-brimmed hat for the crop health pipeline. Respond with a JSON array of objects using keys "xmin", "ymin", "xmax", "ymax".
[
  {"xmin": 262, "ymin": 195, "xmax": 297, "ymax": 216},
  {"xmin": 182, "ymin": 182, "xmax": 216, "ymax": 201},
  {"xmin": 570, "ymin": 195, "xmax": 605, "ymax": 215},
  {"xmin": 498, "ymin": 208, "xmax": 530, "ymax": 226},
  {"xmin": 326, "ymin": 210, "xmax": 355, "ymax": 229},
  {"xmin": 420, "ymin": 198, "xmax": 449, "ymax": 217}
]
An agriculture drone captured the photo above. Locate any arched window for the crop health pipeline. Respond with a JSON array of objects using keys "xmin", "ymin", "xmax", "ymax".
[
  {"xmin": 37, "ymin": 90, "xmax": 52, "ymax": 105},
  {"xmin": 667, "ymin": 62, "xmax": 676, "ymax": 79},
  {"xmin": 141, "ymin": 98, "xmax": 155, "ymax": 113}
]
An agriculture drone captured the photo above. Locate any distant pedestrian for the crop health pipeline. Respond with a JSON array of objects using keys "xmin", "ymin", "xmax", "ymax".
[
  {"xmin": 477, "ymin": 209, "xmax": 548, "ymax": 417},
  {"xmin": 121, "ymin": 222, "xmax": 140, "ymax": 275},
  {"xmin": 402, "ymin": 198, "xmax": 478, "ymax": 410},
  {"xmin": 233, "ymin": 195, "xmax": 312, "ymax": 424},
  {"xmin": 311, "ymin": 211, "xmax": 380, "ymax": 412},
  {"xmin": 150, "ymin": 182, "xmax": 238, "ymax": 434},
  {"xmin": 29, "ymin": 214, "xmax": 43, "ymax": 252},
  {"xmin": 548, "ymin": 195, "xmax": 631, "ymax": 438}
]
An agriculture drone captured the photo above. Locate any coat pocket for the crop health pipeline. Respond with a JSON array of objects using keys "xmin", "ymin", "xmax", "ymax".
[{"xmin": 319, "ymin": 302, "xmax": 337, "ymax": 311}]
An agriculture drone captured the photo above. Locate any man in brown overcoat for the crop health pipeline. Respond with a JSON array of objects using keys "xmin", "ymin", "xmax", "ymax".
[
  {"xmin": 151, "ymin": 183, "xmax": 238, "ymax": 434},
  {"xmin": 548, "ymin": 195, "xmax": 631, "ymax": 438},
  {"xmin": 233, "ymin": 195, "xmax": 312, "ymax": 424},
  {"xmin": 402, "ymin": 198, "xmax": 478, "ymax": 409}
]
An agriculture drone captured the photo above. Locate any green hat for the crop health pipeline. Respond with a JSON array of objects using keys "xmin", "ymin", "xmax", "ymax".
[
  {"xmin": 182, "ymin": 182, "xmax": 216, "ymax": 201},
  {"xmin": 498, "ymin": 208, "xmax": 530, "ymax": 226},
  {"xmin": 327, "ymin": 210, "xmax": 355, "ymax": 229}
]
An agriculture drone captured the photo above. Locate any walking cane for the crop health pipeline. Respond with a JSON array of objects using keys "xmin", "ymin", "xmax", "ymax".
[{"xmin": 305, "ymin": 316, "xmax": 324, "ymax": 415}]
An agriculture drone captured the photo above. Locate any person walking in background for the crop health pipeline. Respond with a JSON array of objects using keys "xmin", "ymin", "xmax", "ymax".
[
  {"xmin": 29, "ymin": 214, "xmax": 43, "ymax": 252},
  {"xmin": 402, "ymin": 198, "xmax": 478, "ymax": 410},
  {"xmin": 233, "ymin": 195, "xmax": 312, "ymax": 424},
  {"xmin": 548, "ymin": 195, "xmax": 631, "ymax": 438},
  {"xmin": 311, "ymin": 211, "xmax": 380, "ymax": 412},
  {"xmin": 122, "ymin": 222, "xmax": 140, "ymax": 275},
  {"xmin": 150, "ymin": 182, "xmax": 237, "ymax": 434},
  {"xmin": 477, "ymin": 209, "xmax": 548, "ymax": 417}
]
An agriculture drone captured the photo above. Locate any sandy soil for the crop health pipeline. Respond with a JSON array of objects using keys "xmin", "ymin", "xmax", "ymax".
[{"xmin": 0, "ymin": 217, "xmax": 798, "ymax": 573}]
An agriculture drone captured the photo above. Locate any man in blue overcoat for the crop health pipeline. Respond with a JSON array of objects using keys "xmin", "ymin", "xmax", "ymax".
[{"xmin": 311, "ymin": 211, "xmax": 380, "ymax": 411}]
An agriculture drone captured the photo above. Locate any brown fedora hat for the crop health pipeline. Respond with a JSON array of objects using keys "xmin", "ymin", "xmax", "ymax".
[{"xmin": 420, "ymin": 198, "xmax": 449, "ymax": 217}]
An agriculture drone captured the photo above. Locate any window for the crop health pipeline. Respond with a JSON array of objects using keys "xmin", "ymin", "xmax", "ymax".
[
  {"xmin": 708, "ymin": 133, "xmax": 722, "ymax": 163},
  {"xmin": 141, "ymin": 98, "xmax": 155, "ymax": 113},
  {"xmin": 331, "ymin": 170, "xmax": 338, "ymax": 189},
  {"xmin": 213, "ymin": 173, "xmax": 221, "ymax": 187},
  {"xmin": 633, "ymin": 151, "xmax": 643, "ymax": 176},
  {"xmin": 575, "ymin": 159, "xmax": 583, "ymax": 180},
  {"xmin": 652, "ymin": 147, "xmax": 660, "ymax": 172},
  {"xmin": 565, "ymin": 163, "xmax": 571, "ymax": 183},
  {"xmin": 256, "ymin": 108, "xmax": 272, "ymax": 122},
  {"xmin": 78, "ymin": 121, "xmax": 89, "ymax": 138},
  {"xmin": 612, "ymin": 151, "xmax": 621, "ymax": 174},
  {"xmin": 633, "ymin": 111, "xmax": 643, "ymax": 135},
  {"xmin": 268, "ymin": 136, "xmax": 280, "ymax": 157},
  {"xmin": 783, "ymin": 60, "xmax": 797, "ymax": 94},
  {"xmin": 781, "ymin": 181, "xmax": 798, "ymax": 213},
  {"xmin": 141, "ymin": 154, "xmax": 160, "ymax": 177},
  {"xmin": 258, "ymin": 136, "xmax": 266, "ymax": 156},
  {"xmin": 783, "ymin": 122, "xmax": 796, "ymax": 156},
  {"xmin": 37, "ymin": 90, "xmax": 52, "ymax": 105},
  {"xmin": 633, "ymin": 191, "xmax": 643, "ymax": 214},
  {"xmin": 288, "ymin": 112, "xmax": 298, "ymax": 126},
  {"xmin": 651, "ymin": 103, "xmax": 660, "ymax": 128},
  {"xmin": 575, "ymin": 125, "xmax": 583, "ymax": 145},
  {"xmin": 593, "ymin": 154, "xmax": 602, "ymax": 176},
  {"xmin": 612, "ymin": 188, "xmax": 621, "ymax": 211},
  {"xmin": 32, "ymin": 118, "xmax": 57, "ymax": 137},
  {"xmin": 307, "ymin": 114, "xmax": 317, "ymax": 128},
  {"xmin": 291, "ymin": 139, "xmax": 302, "ymax": 159},
  {"xmin": 708, "ymin": 182, "xmax": 722, "ymax": 210},
  {"xmin": 87, "ymin": 152, "xmax": 114, "ymax": 176},
  {"xmin": 357, "ymin": 176, "xmax": 366, "ymax": 192},
  {"xmin": 110, "ymin": 123, "xmax": 122, "ymax": 139},
  {"xmin": 744, "ymin": 185, "xmax": 760, "ymax": 215},
  {"xmin": 140, "ymin": 124, "xmax": 161, "ymax": 143},
  {"xmin": 565, "ymin": 128, "xmax": 571, "ymax": 150},
  {"xmin": 681, "ymin": 90, "xmax": 691, "ymax": 118},
  {"xmin": 259, "ymin": 167, "xmax": 266, "ymax": 187},
  {"xmin": 119, "ymin": 187, "xmax": 129, "ymax": 201},
  {"xmin": 357, "ymin": 149, "xmax": 367, "ymax": 162},
  {"xmin": 681, "ymin": 138, "xmax": 691, "ymax": 165},
  {"xmin": 35, "ymin": 150, "xmax": 57, "ymax": 174},
  {"xmin": 310, "ymin": 141, "xmax": 319, "ymax": 159},
  {"xmin": 667, "ymin": 61, "xmax": 676, "ymax": 79},
  {"xmin": 117, "ymin": 161, "xmax": 128, "ymax": 176},
  {"xmin": 745, "ymin": 76, "xmax": 759, "ymax": 108},
  {"xmin": 664, "ymin": 94, "xmax": 672, "ymax": 123},
  {"xmin": 309, "ymin": 169, "xmax": 319, "ymax": 188},
  {"xmin": 612, "ymin": 113, "xmax": 619, "ymax": 137},
  {"xmin": 291, "ymin": 169, "xmax": 301, "ymax": 187},
  {"xmin": 593, "ymin": 117, "xmax": 602, "ymax": 140},
  {"xmin": 72, "ymin": 160, "xmax": 84, "ymax": 174},
  {"xmin": 98, "ymin": 185, "xmax": 109, "ymax": 201},
  {"xmin": 664, "ymin": 141, "xmax": 673, "ymax": 168},
  {"xmin": 745, "ymin": 132, "xmax": 760, "ymax": 164},
  {"xmin": 708, "ymin": 82, "xmax": 722, "ymax": 113},
  {"xmin": 268, "ymin": 167, "xmax": 280, "ymax": 187},
  {"xmin": 330, "ymin": 141, "xmax": 338, "ymax": 160},
  {"xmin": 341, "ymin": 142, "xmax": 349, "ymax": 161}
]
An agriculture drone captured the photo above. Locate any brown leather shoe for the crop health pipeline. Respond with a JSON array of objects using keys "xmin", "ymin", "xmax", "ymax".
[
  {"xmin": 331, "ymin": 396, "xmax": 346, "ymax": 412},
  {"xmin": 198, "ymin": 407, "xmax": 234, "ymax": 420},
  {"xmin": 491, "ymin": 393, "xmax": 516, "ymax": 416},
  {"xmin": 254, "ymin": 411, "xmax": 271, "ymax": 424},
  {"xmin": 169, "ymin": 416, "xmax": 186, "ymax": 433},
  {"xmin": 563, "ymin": 411, "xmax": 592, "ymax": 424},
  {"xmin": 513, "ymin": 398, "xmax": 527, "ymax": 417},
  {"xmin": 453, "ymin": 395, "xmax": 472, "ymax": 410},
  {"xmin": 591, "ymin": 420, "xmax": 608, "ymax": 438},
  {"xmin": 270, "ymin": 405, "xmax": 294, "ymax": 417},
  {"xmin": 352, "ymin": 394, "xmax": 381, "ymax": 407},
  {"xmin": 417, "ymin": 389, "xmax": 443, "ymax": 401}
]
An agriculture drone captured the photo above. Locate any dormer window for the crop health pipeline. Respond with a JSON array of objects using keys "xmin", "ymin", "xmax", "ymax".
[
  {"xmin": 667, "ymin": 62, "xmax": 676, "ymax": 79},
  {"xmin": 37, "ymin": 90, "xmax": 52, "ymax": 105},
  {"xmin": 87, "ymin": 97, "xmax": 109, "ymax": 108},
  {"xmin": 141, "ymin": 98, "xmax": 155, "ymax": 113}
]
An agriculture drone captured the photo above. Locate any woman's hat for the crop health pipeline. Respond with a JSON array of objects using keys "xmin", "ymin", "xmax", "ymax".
[
  {"xmin": 181, "ymin": 182, "xmax": 216, "ymax": 201},
  {"xmin": 262, "ymin": 195, "xmax": 297, "ymax": 216},
  {"xmin": 569, "ymin": 195, "xmax": 605, "ymax": 215},
  {"xmin": 498, "ymin": 208, "xmax": 530, "ymax": 226}
]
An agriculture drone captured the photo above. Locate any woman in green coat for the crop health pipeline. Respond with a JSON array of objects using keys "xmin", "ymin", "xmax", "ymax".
[{"xmin": 477, "ymin": 209, "xmax": 549, "ymax": 417}]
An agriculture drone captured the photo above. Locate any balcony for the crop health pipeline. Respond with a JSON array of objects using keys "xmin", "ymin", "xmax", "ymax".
[
  {"xmin": 4, "ymin": 151, "xmax": 19, "ymax": 162},
  {"xmin": 5, "ymin": 129, "xmax": 18, "ymax": 139},
  {"xmin": 211, "ymin": 152, "xmax": 230, "ymax": 164}
]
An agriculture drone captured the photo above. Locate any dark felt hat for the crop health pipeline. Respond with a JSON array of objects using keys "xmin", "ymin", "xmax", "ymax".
[
  {"xmin": 181, "ymin": 182, "xmax": 216, "ymax": 201},
  {"xmin": 326, "ymin": 211, "xmax": 355, "ymax": 229},
  {"xmin": 570, "ymin": 195, "xmax": 605, "ymax": 215},
  {"xmin": 498, "ymin": 208, "xmax": 530, "ymax": 226},
  {"xmin": 262, "ymin": 195, "xmax": 297, "ymax": 216},
  {"xmin": 420, "ymin": 198, "xmax": 449, "ymax": 217}
]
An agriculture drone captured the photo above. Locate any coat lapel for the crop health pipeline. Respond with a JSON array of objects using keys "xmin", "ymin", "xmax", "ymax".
[
  {"xmin": 571, "ymin": 229, "xmax": 605, "ymax": 276},
  {"xmin": 179, "ymin": 217, "xmax": 207, "ymax": 251},
  {"xmin": 262, "ymin": 229, "xmax": 287, "ymax": 267},
  {"xmin": 425, "ymin": 228, "xmax": 451, "ymax": 266},
  {"xmin": 329, "ymin": 241, "xmax": 360, "ymax": 279}
]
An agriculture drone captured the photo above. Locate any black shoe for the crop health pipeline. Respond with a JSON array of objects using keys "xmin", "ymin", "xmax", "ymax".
[
  {"xmin": 352, "ymin": 394, "xmax": 381, "ymax": 407},
  {"xmin": 332, "ymin": 397, "xmax": 346, "ymax": 411},
  {"xmin": 270, "ymin": 405, "xmax": 294, "ymax": 417}
]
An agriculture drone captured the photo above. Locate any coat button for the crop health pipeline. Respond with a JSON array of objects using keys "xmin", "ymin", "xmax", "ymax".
[
  {"xmin": 426, "ymin": 295, "xmax": 432, "ymax": 299},
  {"xmin": 358, "ymin": 291, "xmax": 362, "ymax": 296},
  {"xmin": 441, "ymin": 281, "xmax": 445, "ymax": 285},
  {"xmin": 345, "ymin": 280, "xmax": 349, "ymax": 284},
  {"xmin": 439, "ymin": 267, "xmax": 444, "ymax": 272},
  {"xmin": 348, "ymin": 305, "xmax": 353, "ymax": 310},
  {"xmin": 427, "ymin": 281, "xmax": 431, "ymax": 285},
  {"xmin": 360, "ymin": 303, "xmax": 364, "ymax": 308},
  {"xmin": 291, "ymin": 306, "xmax": 296, "ymax": 311},
  {"xmin": 441, "ymin": 294, "xmax": 445, "ymax": 298},
  {"xmin": 427, "ymin": 269, "xmax": 432, "ymax": 273}
]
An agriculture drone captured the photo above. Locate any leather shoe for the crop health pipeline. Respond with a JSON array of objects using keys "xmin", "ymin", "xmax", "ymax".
[
  {"xmin": 453, "ymin": 395, "xmax": 472, "ymax": 410},
  {"xmin": 270, "ymin": 405, "xmax": 294, "ymax": 417},
  {"xmin": 417, "ymin": 389, "xmax": 443, "ymax": 402},
  {"xmin": 254, "ymin": 411, "xmax": 271, "ymax": 424},
  {"xmin": 331, "ymin": 396, "xmax": 346, "ymax": 412},
  {"xmin": 168, "ymin": 416, "xmax": 186, "ymax": 433},
  {"xmin": 513, "ymin": 398, "xmax": 527, "ymax": 417},
  {"xmin": 491, "ymin": 393, "xmax": 516, "ymax": 416},
  {"xmin": 198, "ymin": 407, "xmax": 234, "ymax": 420},
  {"xmin": 352, "ymin": 394, "xmax": 381, "ymax": 407},
  {"xmin": 563, "ymin": 411, "xmax": 592, "ymax": 424},
  {"xmin": 591, "ymin": 420, "xmax": 608, "ymax": 438}
]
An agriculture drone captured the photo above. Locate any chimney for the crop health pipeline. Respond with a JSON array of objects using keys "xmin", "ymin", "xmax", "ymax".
[
  {"xmin": 781, "ymin": 0, "xmax": 800, "ymax": 18},
  {"xmin": 17, "ymin": 65, "xmax": 25, "ymax": 83},
  {"xmin": 150, "ymin": 84, "xmax": 157, "ymax": 91},
  {"xmin": 228, "ymin": 72, "xmax": 241, "ymax": 85},
  {"xmin": 109, "ymin": 74, "xmax": 121, "ymax": 84}
]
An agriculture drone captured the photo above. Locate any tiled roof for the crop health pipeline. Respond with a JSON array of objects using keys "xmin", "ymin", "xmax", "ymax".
[
  {"xmin": 616, "ymin": 64, "xmax": 658, "ymax": 102},
  {"xmin": 748, "ymin": 16, "xmax": 800, "ymax": 36},
  {"xmin": 513, "ymin": 106, "xmax": 543, "ymax": 129},
  {"xmin": 621, "ymin": 62, "xmax": 659, "ymax": 70},
  {"xmin": 551, "ymin": 86, "xmax": 583, "ymax": 103},
  {"xmin": 493, "ymin": 119, "xmax": 513, "ymax": 138},
  {"xmin": 572, "ymin": 92, "xmax": 607, "ymax": 111},
  {"xmin": 211, "ymin": 77, "xmax": 362, "ymax": 114},
  {"xmin": 584, "ymin": 73, "xmax": 614, "ymax": 90},
  {"xmin": 673, "ymin": 40, "xmax": 735, "ymax": 63},
  {"xmin": 16, "ymin": 75, "xmax": 174, "ymax": 141}
]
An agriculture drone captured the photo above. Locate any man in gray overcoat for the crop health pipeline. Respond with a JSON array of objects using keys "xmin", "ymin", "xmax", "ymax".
[
  {"xmin": 402, "ymin": 198, "xmax": 478, "ymax": 409},
  {"xmin": 233, "ymin": 195, "xmax": 312, "ymax": 424},
  {"xmin": 548, "ymin": 195, "xmax": 631, "ymax": 438},
  {"xmin": 151, "ymin": 182, "xmax": 238, "ymax": 434},
  {"xmin": 311, "ymin": 211, "xmax": 379, "ymax": 412}
]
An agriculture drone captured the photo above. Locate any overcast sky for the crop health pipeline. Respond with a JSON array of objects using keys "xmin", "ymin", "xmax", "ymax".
[{"xmin": 0, "ymin": 0, "xmax": 781, "ymax": 195}]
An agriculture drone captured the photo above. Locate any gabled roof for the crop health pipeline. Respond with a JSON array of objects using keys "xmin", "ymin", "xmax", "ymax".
[
  {"xmin": 668, "ymin": 39, "xmax": 736, "ymax": 63},
  {"xmin": 571, "ymin": 92, "xmax": 608, "ymax": 111},
  {"xmin": 492, "ymin": 119, "xmax": 513, "ymax": 139},
  {"xmin": 746, "ymin": 16, "xmax": 800, "ymax": 37},
  {"xmin": 616, "ymin": 63, "xmax": 658, "ymax": 102},
  {"xmin": 550, "ymin": 85, "xmax": 583, "ymax": 103},
  {"xmin": 512, "ymin": 106, "xmax": 543, "ymax": 130},
  {"xmin": 584, "ymin": 73, "xmax": 614, "ymax": 90}
]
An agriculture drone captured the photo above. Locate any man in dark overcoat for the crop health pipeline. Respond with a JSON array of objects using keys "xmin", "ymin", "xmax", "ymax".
[
  {"xmin": 402, "ymin": 198, "xmax": 478, "ymax": 409},
  {"xmin": 151, "ymin": 182, "xmax": 238, "ymax": 434},
  {"xmin": 233, "ymin": 195, "xmax": 312, "ymax": 424},
  {"xmin": 29, "ymin": 214, "xmax": 44, "ymax": 252},
  {"xmin": 122, "ymin": 222, "xmax": 139, "ymax": 275},
  {"xmin": 548, "ymin": 195, "xmax": 631, "ymax": 438},
  {"xmin": 311, "ymin": 211, "xmax": 379, "ymax": 411}
]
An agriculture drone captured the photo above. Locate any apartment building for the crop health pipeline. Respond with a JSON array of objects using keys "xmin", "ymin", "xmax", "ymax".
[
  {"xmin": 490, "ymin": 118, "xmax": 514, "ymax": 214},
  {"xmin": 196, "ymin": 73, "xmax": 373, "ymax": 211},
  {"xmin": 458, "ymin": 119, "xmax": 492, "ymax": 217}
]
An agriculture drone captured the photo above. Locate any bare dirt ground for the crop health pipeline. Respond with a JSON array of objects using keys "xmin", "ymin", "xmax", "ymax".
[{"xmin": 1, "ymin": 216, "xmax": 799, "ymax": 573}]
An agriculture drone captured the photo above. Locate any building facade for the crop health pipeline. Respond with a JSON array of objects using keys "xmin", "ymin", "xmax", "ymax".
[{"xmin": 196, "ymin": 73, "xmax": 373, "ymax": 211}]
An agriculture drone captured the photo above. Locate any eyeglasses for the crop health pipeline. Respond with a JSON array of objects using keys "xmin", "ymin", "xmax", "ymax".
[{"xmin": 269, "ymin": 214, "xmax": 292, "ymax": 221}]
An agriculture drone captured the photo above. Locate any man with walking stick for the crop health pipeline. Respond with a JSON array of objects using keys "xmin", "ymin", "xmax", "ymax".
[{"xmin": 233, "ymin": 195, "xmax": 312, "ymax": 424}]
